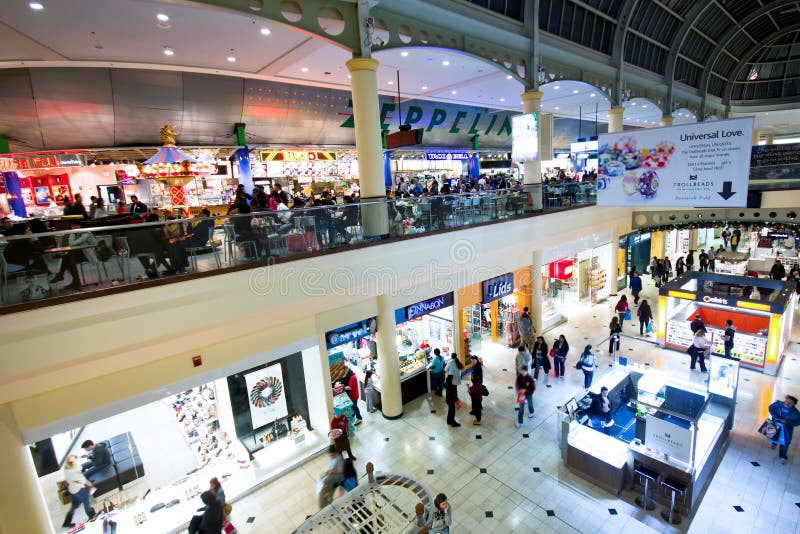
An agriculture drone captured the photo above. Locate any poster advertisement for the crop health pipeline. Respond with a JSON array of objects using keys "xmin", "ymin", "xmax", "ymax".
[
  {"xmin": 645, "ymin": 415, "xmax": 692, "ymax": 463},
  {"xmin": 596, "ymin": 117, "xmax": 753, "ymax": 207},
  {"xmin": 511, "ymin": 113, "xmax": 539, "ymax": 162},
  {"xmin": 708, "ymin": 355, "xmax": 739, "ymax": 399},
  {"xmin": 244, "ymin": 363, "xmax": 288, "ymax": 430}
]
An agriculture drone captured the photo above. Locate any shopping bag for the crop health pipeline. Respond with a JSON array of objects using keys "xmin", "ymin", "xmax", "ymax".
[
  {"xmin": 645, "ymin": 320, "xmax": 654, "ymax": 334},
  {"xmin": 455, "ymin": 399, "xmax": 462, "ymax": 410},
  {"xmin": 759, "ymin": 419, "xmax": 786, "ymax": 444},
  {"xmin": 624, "ymin": 310, "xmax": 632, "ymax": 320},
  {"xmin": 515, "ymin": 389, "xmax": 527, "ymax": 405}
]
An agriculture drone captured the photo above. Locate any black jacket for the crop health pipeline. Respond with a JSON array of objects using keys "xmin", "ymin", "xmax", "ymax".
[
  {"xmin": 199, "ymin": 502, "xmax": 223, "ymax": 533},
  {"xmin": 690, "ymin": 319, "xmax": 705, "ymax": 333},
  {"xmin": 445, "ymin": 383, "xmax": 458, "ymax": 405},
  {"xmin": 88, "ymin": 443, "xmax": 111, "ymax": 469}
]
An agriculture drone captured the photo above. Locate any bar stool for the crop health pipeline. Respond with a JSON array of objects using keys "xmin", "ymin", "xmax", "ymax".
[
  {"xmin": 660, "ymin": 477, "xmax": 687, "ymax": 525},
  {"xmin": 633, "ymin": 465, "xmax": 659, "ymax": 510}
]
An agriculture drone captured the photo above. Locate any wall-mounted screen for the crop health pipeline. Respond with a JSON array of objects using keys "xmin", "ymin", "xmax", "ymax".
[{"xmin": 512, "ymin": 112, "xmax": 539, "ymax": 162}]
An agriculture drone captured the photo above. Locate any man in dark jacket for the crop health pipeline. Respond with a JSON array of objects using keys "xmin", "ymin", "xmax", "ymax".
[
  {"xmin": 80, "ymin": 439, "xmax": 111, "ymax": 478},
  {"xmin": 515, "ymin": 367, "xmax": 535, "ymax": 427},
  {"xmin": 629, "ymin": 271, "xmax": 643, "ymax": 304},
  {"xmin": 768, "ymin": 395, "xmax": 800, "ymax": 463},
  {"xmin": 690, "ymin": 314, "xmax": 705, "ymax": 334}
]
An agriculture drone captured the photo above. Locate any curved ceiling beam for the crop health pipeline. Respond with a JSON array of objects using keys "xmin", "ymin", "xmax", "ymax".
[
  {"xmin": 609, "ymin": 0, "xmax": 639, "ymax": 104},
  {"xmin": 724, "ymin": 24, "xmax": 800, "ymax": 104},
  {"xmin": 699, "ymin": 0, "xmax": 798, "ymax": 102},
  {"xmin": 663, "ymin": 1, "xmax": 714, "ymax": 85}
]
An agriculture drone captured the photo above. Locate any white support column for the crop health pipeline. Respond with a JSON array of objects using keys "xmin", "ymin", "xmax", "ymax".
[
  {"xmin": 531, "ymin": 250, "xmax": 543, "ymax": 334},
  {"xmin": 0, "ymin": 404, "xmax": 54, "ymax": 534},
  {"xmin": 375, "ymin": 294, "xmax": 402, "ymax": 418},
  {"xmin": 608, "ymin": 107, "xmax": 625, "ymax": 133},
  {"xmin": 346, "ymin": 57, "xmax": 389, "ymax": 237},
  {"xmin": 521, "ymin": 90, "xmax": 544, "ymax": 210}
]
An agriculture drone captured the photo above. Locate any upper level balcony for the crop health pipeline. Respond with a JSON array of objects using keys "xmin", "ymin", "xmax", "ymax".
[{"xmin": 0, "ymin": 184, "xmax": 596, "ymax": 313}]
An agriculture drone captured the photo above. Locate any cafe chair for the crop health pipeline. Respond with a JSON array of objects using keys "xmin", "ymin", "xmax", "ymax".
[
  {"xmin": 0, "ymin": 241, "xmax": 30, "ymax": 304},
  {"xmin": 222, "ymin": 223, "xmax": 258, "ymax": 263},
  {"xmin": 186, "ymin": 227, "xmax": 222, "ymax": 271},
  {"xmin": 76, "ymin": 241, "xmax": 109, "ymax": 286},
  {"xmin": 660, "ymin": 477, "xmax": 687, "ymax": 525},
  {"xmin": 633, "ymin": 465, "xmax": 659, "ymax": 510}
]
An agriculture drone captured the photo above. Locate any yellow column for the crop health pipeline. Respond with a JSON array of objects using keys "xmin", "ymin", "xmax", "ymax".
[
  {"xmin": 765, "ymin": 133, "xmax": 775, "ymax": 145},
  {"xmin": 0, "ymin": 404, "xmax": 54, "ymax": 534},
  {"xmin": 659, "ymin": 115, "xmax": 674, "ymax": 127},
  {"xmin": 375, "ymin": 294, "xmax": 402, "ymax": 419},
  {"xmin": 346, "ymin": 57, "xmax": 389, "ymax": 237},
  {"xmin": 531, "ymin": 250, "xmax": 543, "ymax": 334},
  {"xmin": 752, "ymin": 130, "xmax": 761, "ymax": 145},
  {"xmin": 610, "ymin": 236, "xmax": 620, "ymax": 296},
  {"xmin": 608, "ymin": 107, "xmax": 625, "ymax": 133},
  {"xmin": 521, "ymin": 90, "xmax": 544, "ymax": 210}
]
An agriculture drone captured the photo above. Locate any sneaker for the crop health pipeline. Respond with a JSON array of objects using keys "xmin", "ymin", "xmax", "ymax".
[
  {"xmin": 781, "ymin": 457, "xmax": 788, "ymax": 464},
  {"xmin": 528, "ymin": 412, "xmax": 534, "ymax": 419},
  {"xmin": 473, "ymin": 420, "xmax": 481, "ymax": 425},
  {"xmin": 515, "ymin": 422, "xmax": 522, "ymax": 428},
  {"xmin": 451, "ymin": 422, "xmax": 461, "ymax": 427},
  {"xmin": 354, "ymin": 419, "xmax": 363, "ymax": 426}
]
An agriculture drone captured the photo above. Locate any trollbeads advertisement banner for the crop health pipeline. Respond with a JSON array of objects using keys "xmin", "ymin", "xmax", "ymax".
[{"xmin": 596, "ymin": 117, "xmax": 753, "ymax": 207}]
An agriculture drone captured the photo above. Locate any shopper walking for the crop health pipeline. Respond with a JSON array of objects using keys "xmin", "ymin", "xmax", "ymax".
[
  {"xmin": 60, "ymin": 455, "xmax": 95, "ymax": 528},
  {"xmin": 608, "ymin": 316, "xmax": 621, "ymax": 357},
  {"xmin": 468, "ymin": 373, "xmax": 488, "ymax": 425},
  {"xmin": 649, "ymin": 256, "xmax": 658, "ymax": 280},
  {"xmin": 428, "ymin": 349, "xmax": 446, "ymax": 396},
  {"xmin": 444, "ymin": 374, "xmax": 460, "ymax": 427},
  {"xmin": 318, "ymin": 445, "xmax": 344, "ymax": 509},
  {"xmin": 770, "ymin": 260, "xmax": 786, "ymax": 280},
  {"xmin": 431, "ymin": 493, "xmax": 453, "ymax": 534},
  {"xmin": 364, "ymin": 370, "xmax": 376, "ymax": 413},
  {"xmin": 515, "ymin": 367, "xmax": 535, "ymax": 427},
  {"xmin": 723, "ymin": 320, "xmax": 736, "ymax": 359},
  {"xmin": 688, "ymin": 329, "xmax": 710, "ymax": 372},
  {"xmin": 721, "ymin": 227, "xmax": 731, "ymax": 249},
  {"xmin": 515, "ymin": 345, "xmax": 532, "ymax": 376},
  {"xmin": 654, "ymin": 259, "xmax": 665, "ymax": 288},
  {"xmin": 629, "ymin": 271, "xmax": 643, "ymax": 305},
  {"xmin": 662, "ymin": 256, "xmax": 672, "ymax": 284},
  {"xmin": 579, "ymin": 346, "xmax": 597, "ymax": 388},
  {"xmin": 707, "ymin": 247, "xmax": 716, "ymax": 272},
  {"xmin": 685, "ymin": 250, "xmax": 695, "ymax": 271},
  {"xmin": 731, "ymin": 228, "xmax": 741, "ymax": 252},
  {"xmin": 444, "ymin": 353, "xmax": 463, "ymax": 386},
  {"xmin": 330, "ymin": 413, "xmax": 356, "ymax": 460},
  {"xmin": 519, "ymin": 307, "xmax": 535, "ymax": 350},
  {"xmin": 638, "ymin": 300, "xmax": 653, "ymax": 336},
  {"xmin": 675, "ymin": 257, "xmax": 685, "ymax": 276},
  {"xmin": 768, "ymin": 395, "xmax": 800, "ymax": 464},
  {"xmin": 699, "ymin": 249, "xmax": 709, "ymax": 272},
  {"xmin": 343, "ymin": 366, "xmax": 363, "ymax": 425},
  {"xmin": 553, "ymin": 335, "xmax": 569, "ymax": 379},
  {"xmin": 614, "ymin": 295, "xmax": 630, "ymax": 329},
  {"xmin": 532, "ymin": 337, "xmax": 548, "ymax": 380},
  {"xmin": 209, "ymin": 477, "xmax": 236, "ymax": 534}
]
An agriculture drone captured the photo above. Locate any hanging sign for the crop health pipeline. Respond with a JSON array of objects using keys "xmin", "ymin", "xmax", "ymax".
[
  {"xmin": 596, "ymin": 117, "xmax": 753, "ymax": 207},
  {"xmin": 482, "ymin": 273, "xmax": 514, "ymax": 303},
  {"xmin": 425, "ymin": 151, "xmax": 471, "ymax": 161},
  {"xmin": 0, "ymin": 153, "xmax": 84, "ymax": 171},
  {"xmin": 549, "ymin": 258, "xmax": 574, "ymax": 280},
  {"xmin": 259, "ymin": 150, "xmax": 337, "ymax": 162},
  {"xmin": 325, "ymin": 318, "xmax": 377, "ymax": 349}
]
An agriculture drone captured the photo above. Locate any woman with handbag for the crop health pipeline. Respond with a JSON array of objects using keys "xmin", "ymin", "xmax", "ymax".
[
  {"xmin": 608, "ymin": 317, "xmax": 622, "ymax": 355},
  {"xmin": 444, "ymin": 374, "xmax": 460, "ymax": 427},
  {"xmin": 210, "ymin": 477, "xmax": 237, "ymax": 534},
  {"xmin": 61, "ymin": 454, "xmax": 96, "ymax": 528},
  {"xmin": 637, "ymin": 300, "xmax": 653, "ymax": 336},
  {"xmin": 467, "ymin": 373, "xmax": 488, "ymax": 425},
  {"xmin": 552, "ymin": 335, "xmax": 569, "ymax": 379},
  {"xmin": 768, "ymin": 395, "xmax": 800, "ymax": 463},
  {"xmin": 614, "ymin": 295, "xmax": 630, "ymax": 329}
]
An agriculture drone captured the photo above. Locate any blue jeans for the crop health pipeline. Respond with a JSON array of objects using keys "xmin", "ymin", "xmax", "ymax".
[
  {"xmin": 517, "ymin": 393, "xmax": 534, "ymax": 423},
  {"xmin": 583, "ymin": 370, "xmax": 593, "ymax": 388},
  {"xmin": 724, "ymin": 345, "xmax": 732, "ymax": 359},
  {"xmin": 554, "ymin": 357, "xmax": 565, "ymax": 377},
  {"xmin": 533, "ymin": 357, "xmax": 542, "ymax": 380},
  {"xmin": 69, "ymin": 487, "xmax": 92, "ymax": 516},
  {"xmin": 779, "ymin": 443, "xmax": 789, "ymax": 459}
]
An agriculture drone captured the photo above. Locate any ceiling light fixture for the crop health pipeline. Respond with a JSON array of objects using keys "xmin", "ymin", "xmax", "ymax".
[
  {"xmin": 506, "ymin": 75, "xmax": 512, "ymax": 80},
  {"xmin": 555, "ymin": 106, "xmax": 560, "ymax": 110},
  {"xmin": 227, "ymin": 56, "xmax": 236, "ymax": 62},
  {"xmin": 442, "ymin": 60, "xmax": 450, "ymax": 66},
  {"xmin": 29, "ymin": 1, "xmax": 44, "ymax": 10},
  {"xmin": 500, "ymin": 98, "xmax": 505, "ymax": 102},
  {"xmin": 301, "ymin": 67, "xmax": 309, "ymax": 72},
  {"xmin": 553, "ymin": 85, "xmax": 560, "ymax": 90},
  {"xmin": 451, "ymin": 90, "xmax": 457, "ymax": 95},
  {"xmin": 260, "ymin": 28, "xmax": 271, "ymax": 36},
  {"xmin": 642, "ymin": 105, "xmax": 648, "ymax": 109},
  {"xmin": 387, "ymin": 81, "xmax": 394, "ymax": 85},
  {"xmin": 590, "ymin": 93, "xmax": 596, "ymax": 98},
  {"xmin": 572, "ymin": 89, "xmax": 579, "ymax": 94},
  {"xmin": 401, "ymin": 51, "xmax": 409, "ymax": 57},
  {"xmin": 156, "ymin": 13, "xmax": 169, "ymax": 22},
  {"xmin": 163, "ymin": 47, "xmax": 175, "ymax": 56},
  {"xmin": 421, "ymin": 85, "xmax": 428, "ymax": 90}
]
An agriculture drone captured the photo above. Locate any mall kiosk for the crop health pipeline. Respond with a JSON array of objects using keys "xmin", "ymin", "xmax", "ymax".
[
  {"xmin": 657, "ymin": 272, "xmax": 797, "ymax": 375},
  {"xmin": 560, "ymin": 361, "xmax": 738, "ymax": 522}
]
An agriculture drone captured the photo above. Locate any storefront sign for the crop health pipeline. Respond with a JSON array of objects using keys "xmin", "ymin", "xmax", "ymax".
[
  {"xmin": 0, "ymin": 153, "xmax": 84, "ymax": 171},
  {"xmin": 425, "ymin": 151, "xmax": 470, "ymax": 161},
  {"xmin": 630, "ymin": 232, "xmax": 651, "ymax": 245},
  {"xmin": 597, "ymin": 117, "xmax": 753, "ymax": 207},
  {"xmin": 700, "ymin": 294, "xmax": 732, "ymax": 306},
  {"xmin": 325, "ymin": 318, "xmax": 377, "ymax": 349},
  {"xmin": 751, "ymin": 143, "xmax": 800, "ymax": 167},
  {"xmin": 549, "ymin": 259, "xmax": 574, "ymax": 281},
  {"xmin": 645, "ymin": 415, "xmax": 692, "ymax": 463},
  {"xmin": 403, "ymin": 293, "xmax": 454, "ymax": 322},
  {"xmin": 768, "ymin": 232, "xmax": 790, "ymax": 239},
  {"xmin": 482, "ymin": 273, "xmax": 514, "ymax": 303},
  {"xmin": 258, "ymin": 150, "xmax": 337, "ymax": 162}
]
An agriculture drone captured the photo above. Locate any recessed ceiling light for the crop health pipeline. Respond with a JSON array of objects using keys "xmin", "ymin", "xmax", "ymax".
[
  {"xmin": 260, "ymin": 28, "xmax": 271, "ymax": 36},
  {"xmin": 301, "ymin": 67, "xmax": 309, "ymax": 72},
  {"xmin": 631, "ymin": 102, "xmax": 637, "ymax": 106},
  {"xmin": 451, "ymin": 90, "xmax": 457, "ymax": 95},
  {"xmin": 442, "ymin": 60, "xmax": 450, "ymax": 66},
  {"xmin": 156, "ymin": 13, "xmax": 169, "ymax": 22},
  {"xmin": 553, "ymin": 85, "xmax": 560, "ymax": 90},
  {"xmin": 227, "ymin": 56, "xmax": 236, "ymax": 62},
  {"xmin": 29, "ymin": 1, "xmax": 44, "ymax": 10},
  {"xmin": 590, "ymin": 93, "xmax": 596, "ymax": 98},
  {"xmin": 163, "ymin": 47, "xmax": 174, "ymax": 56},
  {"xmin": 642, "ymin": 105, "xmax": 648, "ymax": 109},
  {"xmin": 500, "ymin": 98, "xmax": 505, "ymax": 102},
  {"xmin": 387, "ymin": 81, "xmax": 394, "ymax": 85},
  {"xmin": 347, "ymin": 75, "xmax": 351, "ymax": 79},
  {"xmin": 421, "ymin": 85, "xmax": 428, "ymax": 90},
  {"xmin": 572, "ymin": 89, "xmax": 579, "ymax": 94},
  {"xmin": 506, "ymin": 75, "xmax": 512, "ymax": 80},
  {"xmin": 555, "ymin": 106, "xmax": 560, "ymax": 110},
  {"xmin": 401, "ymin": 51, "xmax": 408, "ymax": 57}
]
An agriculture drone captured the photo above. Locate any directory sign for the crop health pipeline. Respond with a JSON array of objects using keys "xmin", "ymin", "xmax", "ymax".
[
  {"xmin": 511, "ymin": 112, "xmax": 539, "ymax": 162},
  {"xmin": 596, "ymin": 117, "xmax": 753, "ymax": 207}
]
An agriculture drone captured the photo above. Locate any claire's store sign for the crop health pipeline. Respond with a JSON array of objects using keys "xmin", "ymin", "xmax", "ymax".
[
  {"xmin": 326, "ymin": 318, "xmax": 377, "ymax": 349},
  {"xmin": 426, "ymin": 151, "xmax": 471, "ymax": 161},
  {"xmin": 399, "ymin": 293, "xmax": 455, "ymax": 323},
  {"xmin": 482, "ymin": 273, "xmax": 514, "ymax": 303},
  {"xmin": 701, "ymin": 295, "xmax": 731, "ymax": 306}
]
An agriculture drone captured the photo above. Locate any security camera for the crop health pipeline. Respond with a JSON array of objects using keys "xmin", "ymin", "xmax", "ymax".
[
  {"xmin": 366, "ymin": 16, "xmax": 375, "ymax": 25},
  {"xmin": 372, "ymin": 36, "xmax": 385, "ymax": 47}
]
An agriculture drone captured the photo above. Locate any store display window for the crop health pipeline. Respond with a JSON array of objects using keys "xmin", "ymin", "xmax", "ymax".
[{"xmin": 32, "ymin": 349, "xmax": 325, "ymax": 533}]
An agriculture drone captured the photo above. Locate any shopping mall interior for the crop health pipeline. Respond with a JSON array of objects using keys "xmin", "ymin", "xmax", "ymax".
[{"xmin": 2, "ymin": 1, "xmax": 800, "ymax": 533}]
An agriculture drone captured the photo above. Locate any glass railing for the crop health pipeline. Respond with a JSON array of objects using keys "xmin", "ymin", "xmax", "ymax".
[{"xmin": 0, "ymin": 185, "xmax": 596, "ymax": 309}]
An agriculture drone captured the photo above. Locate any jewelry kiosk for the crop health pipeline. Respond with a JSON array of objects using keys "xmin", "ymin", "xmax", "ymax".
[{"xmin": 560, "ymin": 359, "xmax": 737, "ymax": 519}]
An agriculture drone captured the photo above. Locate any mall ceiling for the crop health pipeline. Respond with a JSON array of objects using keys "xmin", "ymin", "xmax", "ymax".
[{"xmin": 0, "ymin": 0, "xmax": 798, "ymax": 152}]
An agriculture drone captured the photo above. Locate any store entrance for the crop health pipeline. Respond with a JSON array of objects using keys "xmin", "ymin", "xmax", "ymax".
[{"xmin": 465, "ymin": 303, "xmax": 493, "ymax": 355}]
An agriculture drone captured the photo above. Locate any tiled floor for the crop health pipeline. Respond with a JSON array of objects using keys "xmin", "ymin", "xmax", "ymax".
[{"xmin": 227, "ymin": 273, "xmax": 800, "ymax": 534}]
